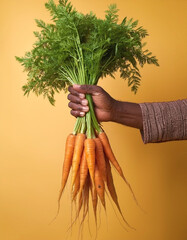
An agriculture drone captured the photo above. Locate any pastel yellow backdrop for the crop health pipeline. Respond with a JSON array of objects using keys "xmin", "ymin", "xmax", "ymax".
[{"xmin": 0, "ymin": 0, "xmax": 187, "ymax": 240}]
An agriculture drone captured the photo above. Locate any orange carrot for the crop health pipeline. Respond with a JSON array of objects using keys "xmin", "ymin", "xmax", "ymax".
[
  {"xmin": 72, "ymin": 167, "xmax": 80, "ymax": 201},
  {"xmin": 90, "ymin": 179, "xmax": 98, "ymax": 226},
  {"xmin": 84, "ymin": 138, "xmax": 95, "ymax": 187},
  {"xmin": 78, "ymin": 175, "xmax": 90, "ymax": 238},
  {"xmin": 99, "ymin": 131, "xmax": 138, "ymax": 206},
  {"xmin": 67, "ymin": 190, "xmax": 83, "ymax": 233},
  {"xmin": 98, "ymin": 132, "xmax": 124, "ymax": 178},
  {"xmin": 79, "ymin": 150, "xmax": 88, "ymax": 192},
  {"xmin": 94, "ymin": 137, "xmax": 107, "ymax": 182},
  {"xmin": 106, "ymin": 157, "xmax": 135, "ymax": 230},
  {"xmin": 70, "ymin": 173, "xmax": 89, "ymax": 230},
  {"xmin": 58, "ymin": 134, "xmax": 75, "ymax": 203},
  {"xmin": 71, "ymin": 133, "xmax": 86, "ymax": 188},
  {"xmin": 83, "ymin": 175, "xmax": 90, "ymax": 216},
  {"xmin": 94, "ymin": 164, "xmax": 105, "ymax": 209}
]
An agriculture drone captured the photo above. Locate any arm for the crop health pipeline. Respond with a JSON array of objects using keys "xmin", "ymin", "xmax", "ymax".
[
  {"xmin": 68, "ymin": 85, "xmax": 187, "ymax": 143},
  {"xmin": 68, "ymin": 84, "xmax": 143, "ymax": 130},
  {"xmin": 112, "ymin": 101, "xmax": 143, "ymax": 130}
]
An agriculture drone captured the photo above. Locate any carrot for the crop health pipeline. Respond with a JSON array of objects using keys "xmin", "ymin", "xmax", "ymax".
[
  {"xmin": 105, "ymin": 157, "xmax": 135, "ymax": 230},
  {"xmin": 84, "ymin": 138, "xmax": 95, "ymax": 187},
  {"xmin": 82, "ymin": 175, "xmax": 90, "ymax": 217},
  {"xmin": 79, "ymin": 150, "xmax": 88, "ymax": 192},
  {"xmin": 58, "ymin": 134, "xmax": 75, "ymax": 205},
  {"xmin": 70, "ymin": 172, "xmax": 89, "ymax": 230},
  {"xmin": 67, "ymin": 190, "xmax": 83, "ymax": 233},
  {"xmin": 72, "ymin": 167, "xmax": 80, "ymax": 201},
  {"xmin": 71, "ymin": 133, "xmax": 86, "ymax": 188},
  {"xmin": 94, "ymin": 138, "xmax": 107, "ymax": 182},
  {"xmin": 78, "ymin": 190, "xmax": 83, "ymax": 217},
  {"xmin": 90, "ymin": 180, "xmax": 98, "ymax": 226},
  {"xmin": 99, "ymin": 131, "xmax": 138, "ymax": 206},
  {"xmin": 94, "ymin": 164, "xmax": 105, "ymax": 209},
  {"xmin": 78, "ymin": 175, "xmax": 90, "ymax": 239},
  {"xmin": 98, "ymin": 132, "xmax": 124, "ymax": 178}
]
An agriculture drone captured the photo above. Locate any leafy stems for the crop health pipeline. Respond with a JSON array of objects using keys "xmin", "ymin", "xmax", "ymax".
[
  {"xmin": 80, "ymin": 116, "xmax": 86, "ymax": 134},
  {"xmin": 86, "ymin": 94, "xmax": 102, "ymax": 133},
  {"xmin": 73, "ymin": 117, "xmax": 81, "ymax": 135}
]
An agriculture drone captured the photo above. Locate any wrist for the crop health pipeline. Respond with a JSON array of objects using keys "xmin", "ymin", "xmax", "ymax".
[{"xmin": 111, "ymin": 100, "xmax": 143, "ymax": 130}]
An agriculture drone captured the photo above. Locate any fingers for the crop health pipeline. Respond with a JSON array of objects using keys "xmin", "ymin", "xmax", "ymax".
[
  {"xmin": 68, "ymin": 101, "xmax": 89, "ymax": 118},
  {"xmin": 67, "ymin": 94, "xmax": 80, "ymax": 104},
  {"xmin": 68, "ymin": 102, "xmax": 89, "ymax": 112},
  {"xmin": 68, "ymin": 86, "xmax": 85, "ymax": 99},
  {"xmin": 70, "ymin": 110, "xmax": 85, "ymax": 118},
  {"xmin": 68, "ymin": 84, "xmax": 104, "ymax": 118},
  {"xmin": 72, "ymin": 84, "xmax": 103, "ymax": 95},
  {"xmin": 67, "ymin": 93, "xmax": 88, "ymax": 106}
]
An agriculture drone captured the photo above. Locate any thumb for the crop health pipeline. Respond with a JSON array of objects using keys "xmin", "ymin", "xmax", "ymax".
[{"xmin": 73, "ymin": 84, "xmax": 102, "ymax": 95}]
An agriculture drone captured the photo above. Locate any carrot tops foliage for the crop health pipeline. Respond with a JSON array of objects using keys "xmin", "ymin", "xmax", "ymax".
[{"xmin": 16, "ymin": 0, "xmax": 159, "ymax": 106}]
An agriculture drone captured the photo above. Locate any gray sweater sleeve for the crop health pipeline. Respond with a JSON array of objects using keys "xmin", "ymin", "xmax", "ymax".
[{"xmin": 139, "ymin": 99, "xmax": 187, "ymax": 143}]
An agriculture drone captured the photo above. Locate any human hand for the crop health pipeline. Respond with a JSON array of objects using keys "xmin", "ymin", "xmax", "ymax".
[{"xmin": 67, "ymin": 84, "xmax": 116, "ymax": 122}]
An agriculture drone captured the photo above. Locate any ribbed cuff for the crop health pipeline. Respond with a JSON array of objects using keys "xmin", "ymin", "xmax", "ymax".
[{"xmin": 139, "ymin": 100, "xmax": 187, "ymax": 144}]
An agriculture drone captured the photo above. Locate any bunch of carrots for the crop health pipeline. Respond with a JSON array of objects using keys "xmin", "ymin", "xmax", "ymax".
[
  {"xmin": 16, "ymin": 0, "xmax": 158, "ymax": 235},
  {"xmin": 57, "ymin": 127, "xmax": 139, "ymax": 230}
]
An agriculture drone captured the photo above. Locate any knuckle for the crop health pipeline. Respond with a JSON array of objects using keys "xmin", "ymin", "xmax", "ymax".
[
  {"xmin": 74, "ymin": 96, "xmax": 81, "ymax": 103},
  {"xmin": 68, "ymin": 102, "xmax": 72, "ymax": 108},
  {"xmin": 79, "ymin": 85, "xmax": 86, "ymax": 92},
  {"xmin": 67, "ymin": 94, "xmax": 71, "ymax": 100},
  {"xmin": 96, "ymin": 86, "xmax": 103, "ymax": 93},
  {"xmin": 68, "ymin": 86, "xmax": 72, "ymax": 92},
  {"xmin": 70, "ymin": 110, "xmax": 76, "ymax": 117},
  {"xmin": 71, "ymin": 110, "xmax": 79, "ymax": 117},
  {"xmin": 87, "ymin": 85, "xmax": 94, "ymax": 92},
  {"xmin": 77, "ymin": 105, "xmax": 83, "ymax": 111}
]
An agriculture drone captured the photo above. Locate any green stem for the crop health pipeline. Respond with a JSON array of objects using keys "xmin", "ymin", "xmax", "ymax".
[
  {"xmin": 73, "ymin": 117, "xmax": 81, "ymax": 135},
  {"xmin": 86, "ymin": 111, "xmax": 92, "ymax": 138},
  {"xmin": 86, "ymin": 94, "xmax": 102, "ymax": 134},
  {"xmin": 80, "ymin": 116, "xmax": 86, "ymax": 134},
  {"xmin": 91, "ymin": 125, "xmax": 96, "ymax": 138}
]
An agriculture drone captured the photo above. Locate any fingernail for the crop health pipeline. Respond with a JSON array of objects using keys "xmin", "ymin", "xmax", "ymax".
[
  {"xmin": 80, "ymin": 112, "xmax": 85, "ymax": 116},
  {"xmin": 73, "ymin": 84, "xmax": 80, "ymax": 89},
  {"xmin": 82, "ymin": 106, "xmax": 89, "ymax": 111},
  {"xmin": 81, "ymin": 99, "xmax": 88, "ymax": 105},
  {"xmin": 79, "ymin": 93, "xmax": 85, "ymax": 99}
]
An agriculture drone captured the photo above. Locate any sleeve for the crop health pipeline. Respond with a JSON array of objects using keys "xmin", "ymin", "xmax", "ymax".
[{"xmin": 139, "ymin": 99, "xmax": 187, "ymax": 143}]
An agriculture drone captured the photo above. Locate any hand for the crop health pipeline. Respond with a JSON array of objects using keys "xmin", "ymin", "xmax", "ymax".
[{"xmin": 67, "ymin": 84, "xmax": 116, "ymax": 122}]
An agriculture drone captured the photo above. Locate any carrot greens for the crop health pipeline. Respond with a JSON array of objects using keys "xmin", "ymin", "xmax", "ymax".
[{"xmin": 16, "ymin": 0, "xmax": 158, "ymax": 105}]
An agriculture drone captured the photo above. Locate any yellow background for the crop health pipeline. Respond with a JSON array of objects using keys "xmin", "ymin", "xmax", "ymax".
[{"xmin": 0, "ymin": 0, "xmax": 187, "ymax": 239}]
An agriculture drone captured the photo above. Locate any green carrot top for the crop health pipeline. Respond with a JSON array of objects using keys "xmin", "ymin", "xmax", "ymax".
[{"xmin": 16, "ymin": 0, "xmax": 159, "ymax": 105}]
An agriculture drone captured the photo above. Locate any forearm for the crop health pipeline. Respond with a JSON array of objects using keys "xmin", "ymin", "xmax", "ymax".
[{"xmin": 111, "ymin": 100, "xmax": 143, "ymax": 130}]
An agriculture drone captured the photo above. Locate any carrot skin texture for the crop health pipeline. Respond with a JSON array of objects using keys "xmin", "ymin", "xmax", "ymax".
[
  {"xmin": 106, "ymin": 158, "xmax": 135, "ymax": 230},
  {"xmin": 78, "ymin": 176, "xmax": 90, "ymax": 238},
  {"xmin": 83, "ymin": 175, "xmax": 90, "ymax": 215},
  {"xmin": 98, "ymin": 132, "xmax": 124, "ymax": 178},
  {"xmin": 84, "ymin": 138, "xmax": 96, "ymax": 187},
  {"xmin": 72, "ymin": 168, "xmax": 80, "ymax": 201},
  {"xmin": 79, "ymin": 150, "xmax": 88, "ymax": 192},
  {"xmin": 71, "ymin": 133, "xmax": 86, "ymax": 188},
  {"xmin": 58, "ymin": 134, "xmax": 75, "ymax": 202},
  {"xmin": 90, "ymin": 180, "xmax": 98, "ymax": 226},
  {"xmin": 99, "ymin": 132, "xmax": 139, "ymax": 206},
  {"xmin": 94, "ymin": 138, "xmax": 107, "ymax": 182},
  {"xmin": 94, "ymin": 165, "xmax": 105, "ymax": 208}
]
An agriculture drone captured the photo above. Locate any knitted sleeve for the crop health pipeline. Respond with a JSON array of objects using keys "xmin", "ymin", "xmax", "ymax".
[{"xmin": 139, "ymin": 99, "xmax": 187, "ymax": 143}]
